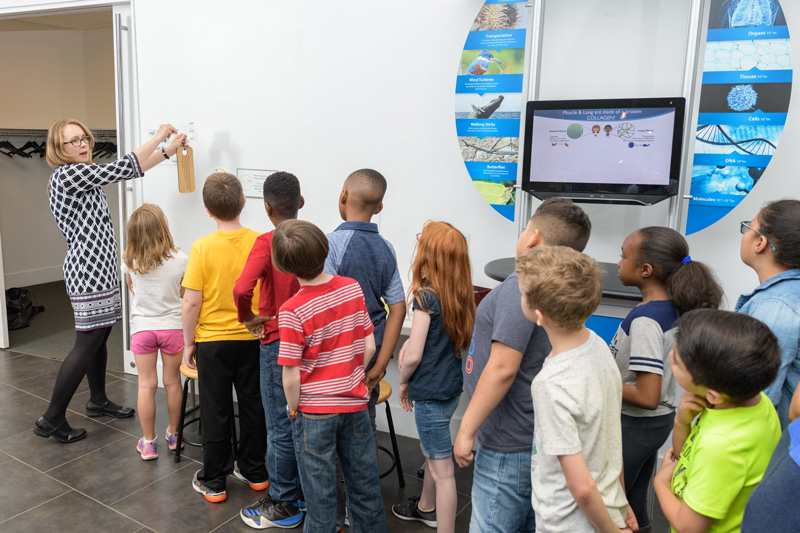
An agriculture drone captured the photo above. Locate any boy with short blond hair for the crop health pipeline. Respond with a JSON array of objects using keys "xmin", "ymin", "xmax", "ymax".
[
  {"xmin": 273, "ymin": 219, "xmax": 390, "ymax": 533},
  {"xmin": 516, "ymin": 246, "xmax": 632, "ymax": 533},
  {"xmin": 655, "ymin": 309, "xmax": 781, "ymax": 532},
  {"xmin": 182, "ymin": 172, "xmax": 268, "ymax": 503},
  {"xmin": 453, "ymin": 198, "xmax": 591, "ymax": 532}
]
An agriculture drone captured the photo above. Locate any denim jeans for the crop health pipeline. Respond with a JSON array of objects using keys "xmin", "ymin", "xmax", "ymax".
[
  {"xmin": 415, "ymin": 394, "xmax": 460, "ymax": 459},
  {"xmin": 469, "ymin": 443, "xmax": 536, "ymax": 533},
  {"xmin": 260, "ymin": 341, "xmax": 301, "ymax": 503},
  {"xmin": 292, "ymin": 410, "xmax": 389, "ymax": 533}
]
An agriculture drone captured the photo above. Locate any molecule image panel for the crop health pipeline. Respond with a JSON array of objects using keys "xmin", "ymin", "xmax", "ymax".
[
  {"xmin": 566, "ymin": 123, "xmax": 583, "ymax": 139},
  {"xmin": 727, "ymin": 84, "xmax": 758, "ymax": 111}
]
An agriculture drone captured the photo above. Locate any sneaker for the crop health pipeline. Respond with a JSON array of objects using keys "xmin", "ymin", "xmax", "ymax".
[
  {"xmin": 192, "ymin": 469, "xmax": 227, "ymax": 503},
  {"xmin": 293, "ymin": 498, "xmax": 306, "ymax": 512},
  {"xmin": 136, "ymin": 438, "xmax": 158, "ymax": 460},
  {"xmin": 165, "ymin": 429, "xmax": 184, "ymax": 451},
  {"xmin": 392, "ymin": 497, "xmax": 437, "ymax": 528},
  {"xmin": 240, "ymin": 497, "xmax": 303, "ymax": 529},
  {"xmin": 233, "ymin": 460, "xmax": 270, "ymax": 491}
]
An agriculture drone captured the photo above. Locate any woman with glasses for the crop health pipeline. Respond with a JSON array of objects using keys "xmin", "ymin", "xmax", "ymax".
[
  {"xmin": 34, "ymin": 119, "xmax": 186, "ymax": 443},
  {"xmin": 737, "ymin": 199, "xmax": 800, "ymax": 429}
]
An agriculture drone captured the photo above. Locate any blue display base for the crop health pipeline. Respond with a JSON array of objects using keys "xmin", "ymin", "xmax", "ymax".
[{"xmin": 586, "ymin": 315, "xmax": 623, "ymax": 345}]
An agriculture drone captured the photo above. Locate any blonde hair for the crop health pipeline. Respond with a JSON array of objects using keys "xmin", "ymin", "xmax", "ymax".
[
  {"xmin": 123, "ymin": 204, "xmax": 178, "ymax": 275},
  {"xmin": 516, "ymin": 246, "xmax": 604, "ymax": 330},
  {"xmin": 46, "ymin": 118, "xmax": 94, "ymax": 169},
  {"xmin": 409, "ymin": 221, "xmax": 476, "ymax": 354}
]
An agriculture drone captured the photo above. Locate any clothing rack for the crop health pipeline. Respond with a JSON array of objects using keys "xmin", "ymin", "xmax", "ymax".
[{"xmin": 0, "ymin": 128, "xmax": 117, "ymax": 160}]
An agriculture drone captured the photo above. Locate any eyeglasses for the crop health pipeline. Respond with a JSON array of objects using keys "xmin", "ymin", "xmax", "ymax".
[
  {"xmin": 63, "ymin": 136, "xmax": 91, "ymax": 147},
  {"xmin": 740, "ymin": 221, "xmax": 776, "ymax": 251}
]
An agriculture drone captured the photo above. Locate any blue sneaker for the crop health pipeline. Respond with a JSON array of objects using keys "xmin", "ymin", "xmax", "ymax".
[{"xmin": 240, "ymin": 497, "xmax": 303, "ymax": 529}]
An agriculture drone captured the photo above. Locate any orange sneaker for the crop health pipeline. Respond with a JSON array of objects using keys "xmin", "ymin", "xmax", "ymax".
[
  {"xmin": 233, "ymin": 461, "xmax": 270, "ymax": 491},
  {"xmin": 192, "ymin": 469, "xmax": 227, "ymax": 503}
]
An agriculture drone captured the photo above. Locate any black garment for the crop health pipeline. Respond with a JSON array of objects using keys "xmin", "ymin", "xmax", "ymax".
[
  {"xmin": 195, "ymin": 339, "xmax": 267, "ymax": 492},
  {"xmin": 44, "ymin": 327, "xmax": 113, "ymax": 424},
  {"xmin": 621, "ymin": 411, "xmax": 675, "ymax": 529}
]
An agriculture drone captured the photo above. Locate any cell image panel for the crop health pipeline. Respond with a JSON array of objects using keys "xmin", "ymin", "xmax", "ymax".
[
  {"xmin": 708, "ymin": 0, "xmax": 786, "ymax": 30},
  {"xmin": 694, "ymin": 124, "xmax": 783, "ymax": 155},
  {"xmin": 704, "ymin": 39, "xmax": 792, "ymax": 71},
  {"xmin": 471, "ymin": 2, "xmax": 527, "ymax": 31},
  {"xmin": 698, "ymin": 82, "xmax": 791, "ymax": 113}
]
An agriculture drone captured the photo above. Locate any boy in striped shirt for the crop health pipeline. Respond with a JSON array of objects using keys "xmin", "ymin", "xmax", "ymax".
[{"xmin": 272, "ymin": 219, "xmax": 390, "ymax": 533}]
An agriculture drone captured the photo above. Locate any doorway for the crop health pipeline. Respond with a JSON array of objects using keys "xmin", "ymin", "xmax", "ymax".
[{"xmin": 0, "ymin": 6, "xmax": 134, "ymax": 374}]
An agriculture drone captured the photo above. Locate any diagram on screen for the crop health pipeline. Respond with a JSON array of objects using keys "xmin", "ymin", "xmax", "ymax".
[
  {"xmin": 695, "ymin": 124, "xmax": 778, "ymax": 155},
  {"xmin": 617, "ymin": 123, "xmax": 636, "ymax": 138}
]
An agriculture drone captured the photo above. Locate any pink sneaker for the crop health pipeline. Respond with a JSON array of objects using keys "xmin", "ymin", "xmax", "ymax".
[
  {"xmin": 165, "ymin": 429, "xmax": 184, "ymax": 451},
  {"xmin": 137, "ymin": 437, "xmax": 158, "ymax": 460}
]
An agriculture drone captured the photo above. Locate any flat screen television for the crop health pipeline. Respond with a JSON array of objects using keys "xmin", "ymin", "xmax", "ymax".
[{"xmin": 520, "ymin": 97, "xmax": 686, "ymax": 205}]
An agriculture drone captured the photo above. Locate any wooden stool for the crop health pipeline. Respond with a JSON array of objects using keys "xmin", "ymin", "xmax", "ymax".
[{"xmin": 377, "ymin": 380, "xmax": 405, "ymax": 487}]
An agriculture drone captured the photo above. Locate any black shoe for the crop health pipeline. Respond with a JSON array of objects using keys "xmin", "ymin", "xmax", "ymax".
[
  {"xmin": 392, "ymin": 497, "xmax": 437, "ymax": 528},
  {"xmin": 240, "ymin": 497, "xmax": 303, "ymax": 529},
  {"xmin": 85, "ymin": 400, "xmax": 135, "ymax": 418},
  {"xmin": 33, "ymin": 416, "xmax": 87, "ymax": 443}
]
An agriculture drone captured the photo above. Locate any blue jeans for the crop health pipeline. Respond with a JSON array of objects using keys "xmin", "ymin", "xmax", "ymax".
[
  {"xmin": 292, "ymin": 410, "xmax": 389, "ymax": 533},
  {"xmin": 470, "ymin": 443, "xmax": 536, "ymax": 533},
  {"xmin": 415, "ymin": 394, "xmax": 460, "ymax": 459},
  {"xmin": 260, "ymin": 341, "xmax": 301, "ymax": 503}
]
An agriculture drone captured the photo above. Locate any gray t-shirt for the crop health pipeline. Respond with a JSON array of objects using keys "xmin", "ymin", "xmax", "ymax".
[
  {"xmin": 463, "ymin": 273, "xmax": 551, "ymax": 452},
  {"xmin": 531, "ymin": 330, "xmax": 627, "ymax": 532},
  {"xmin": 609, "ymin": 300, "xmax": 679, "ymax": 417}
]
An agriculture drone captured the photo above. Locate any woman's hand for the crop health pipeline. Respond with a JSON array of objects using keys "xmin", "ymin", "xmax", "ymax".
[
  {"xmin": 155, "ymin": 123, "xmax": 178, "ymax": 143},
  {"xmin": 166, "ymin": 133, "xmax": 188, "ymax": 157}
]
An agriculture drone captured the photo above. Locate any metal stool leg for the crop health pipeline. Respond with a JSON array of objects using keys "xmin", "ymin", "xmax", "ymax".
[
  {"xmin": 385, "ymin": 401, "xmax": 405, "ymax": 488},
  {"xmin": 175, "ymin": 376, "xmax": 190, "ymax": 463}
]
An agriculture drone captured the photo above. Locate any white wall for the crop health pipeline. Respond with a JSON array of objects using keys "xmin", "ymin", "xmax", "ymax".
[
  {"xmin": 129, "ymin": 0, "xmax": 709, "ymax": 439},
  {"xmin": 0, "ymin": 25, "xmax": 116, "ymax": 288}
]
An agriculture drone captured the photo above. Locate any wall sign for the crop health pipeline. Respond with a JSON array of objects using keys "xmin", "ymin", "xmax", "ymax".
[
  {"xmin": 456, "ymin": 0, "xmax": 529, "ymax": 222},
  {"xmin": 687, "ymin": 0, "xmax": 792, "ymax": 234}
]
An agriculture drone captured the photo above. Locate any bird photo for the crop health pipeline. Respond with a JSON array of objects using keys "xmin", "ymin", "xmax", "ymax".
[{"xmin": 467, "ymin": 49, "xmax": 503, "ymax": 75}]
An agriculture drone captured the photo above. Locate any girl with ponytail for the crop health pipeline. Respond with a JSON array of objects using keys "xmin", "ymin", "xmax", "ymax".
[{"xmin": 610, "ymin": 226, "xmax": 722, "ymax": 533}]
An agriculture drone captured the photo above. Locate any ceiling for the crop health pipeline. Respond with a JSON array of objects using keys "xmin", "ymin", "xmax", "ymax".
[{"xmin": 0, "ymin": 10, "xmax": 111, "ymax": 31}]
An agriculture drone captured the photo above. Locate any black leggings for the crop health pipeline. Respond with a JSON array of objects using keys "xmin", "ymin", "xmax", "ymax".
[
  {"xmin": 44, "ymin": 326, "xmax": 113, "ymax": 424},
  {"xmin": 621, "ymin": 411, "xmax": 675, "ymax": 530}
]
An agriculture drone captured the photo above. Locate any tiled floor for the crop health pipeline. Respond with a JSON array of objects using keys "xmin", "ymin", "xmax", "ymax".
[{"xmin": 0, "ymin": 348, "xmax": 473, "ymax": 532}]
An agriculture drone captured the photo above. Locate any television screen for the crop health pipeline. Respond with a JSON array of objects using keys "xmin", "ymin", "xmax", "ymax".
[{"xmin": 521, "ymin": 97, "xmax": 686, "ymax": 205}]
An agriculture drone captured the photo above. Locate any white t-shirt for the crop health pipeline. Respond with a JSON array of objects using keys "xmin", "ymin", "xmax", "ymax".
[
  {"xmin": 530, "ymin": 330, "xmax": 628, "ymax": 532},
  {"xmin": 122, "ymin": 251, "xmax": 188, "ymax": 335}
]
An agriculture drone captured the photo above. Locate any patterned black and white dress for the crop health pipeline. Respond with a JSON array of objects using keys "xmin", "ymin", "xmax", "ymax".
[{"xmin": 48, "ymin": 153, "xmax": 142, "ymax": 331}]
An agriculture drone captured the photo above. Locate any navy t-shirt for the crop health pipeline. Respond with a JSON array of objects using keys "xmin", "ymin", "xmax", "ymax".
[{"xmin": 408, "ymin": 288, "xmax": 463, "ymax": 402}]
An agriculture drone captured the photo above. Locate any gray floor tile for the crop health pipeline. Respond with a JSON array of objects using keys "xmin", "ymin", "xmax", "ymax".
[
  {"xmin": 66, "ymin": 374, "xmax": 150, "ymax": 419},
  {"xmin": 0, "ymin": 416, "xmax": 128, "ymax": 472},
  {"xmin": 0, "ymin": 352, "xmax": 63, "ymax": 385},
  {"xmin": 0, "ymin": 390, "xmax": 50, "ymax": 441},
  {"xmin": 48, "ymin": 434, "xmax": 193, "ymax": 505},
  {"xmin": 0, "ymin": 459, "xmax": 71, "ymax": 523},
  {"xmin": 111, "ymin": 467, "xmax": 260, "ymax": 533},
  {"xmin": 10, "ymin": 371, "xmax": 102, "ymax": 403},
  {"xmin": 0, "ymin": 490, "xmax": 141, "ymax": 532}
]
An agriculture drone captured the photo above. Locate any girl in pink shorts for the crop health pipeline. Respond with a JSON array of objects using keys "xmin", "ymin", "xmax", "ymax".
[{"xmin": 122, "ymin": 204, "xmax": 188, "ymax": 460}]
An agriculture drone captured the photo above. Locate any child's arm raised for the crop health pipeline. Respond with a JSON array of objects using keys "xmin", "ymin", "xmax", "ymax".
[
  {"xmin": 560, "ymin": 453, "xmax": 632, "ymax": 533},
  {"xmin": 654, "ymin": 448, "xmax": 713, "ymax": 533},
  {"xmin": 672, "ymin": 392, "xmax": 709, "ymax": 453},
  {"xmin": 397, "ymin": 309, "xmax": 431, "ymax": 412}
]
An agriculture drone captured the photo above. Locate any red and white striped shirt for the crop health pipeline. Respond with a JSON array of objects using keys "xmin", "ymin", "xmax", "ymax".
[{"xmin": 277, "ymin": 275, "xmax": 374, "ymax": 413}]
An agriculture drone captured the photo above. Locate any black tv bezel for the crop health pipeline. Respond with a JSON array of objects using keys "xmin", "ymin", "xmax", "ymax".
[{"xmin": 520, "ymin": 97, "xmax": 686, "ymax": 205}]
